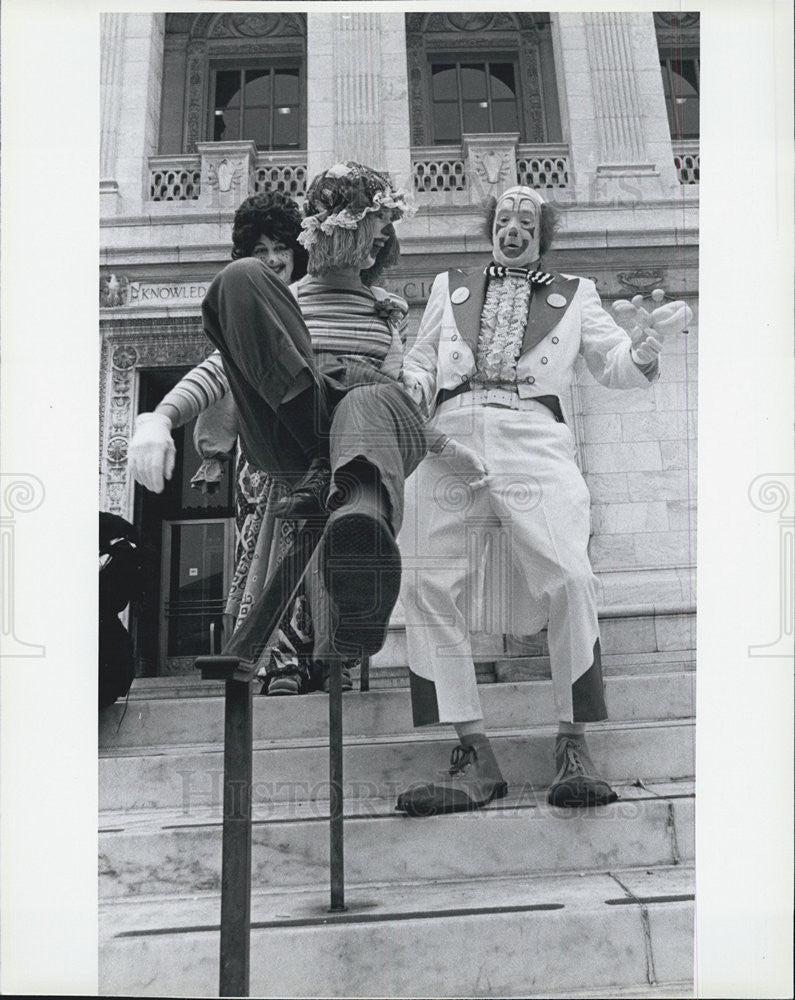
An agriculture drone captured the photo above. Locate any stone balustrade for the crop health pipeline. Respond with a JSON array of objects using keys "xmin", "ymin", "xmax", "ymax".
[
  {"xmin": 672, "ymin": 140, "xmax": 699, "ymax": 185},
  {"xmin": 412, "ymin": 140, "xmax": 571, "ymax": 205},
  {"xmin": 148, "ymin": 145, "xmax": 308, "ymax": 204},
  {"xmin": 148, "ymin": 155, "xmax": 202, "ymax": 201},
  {"xmin": 146, "ymin": 137, "xmax": 693, "ymax": 207}
]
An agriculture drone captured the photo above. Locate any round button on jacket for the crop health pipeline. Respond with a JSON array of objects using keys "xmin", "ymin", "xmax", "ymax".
[
  {"xmin": 552, "ymin": 336, "xmax": 559, "ymax": 344},
  {"xmin": 528, "ymin": 375, "xmax": 535, "ymax": 384},
  {"xmin": 541, "ymin": 357, "xmax": 548, "ymax": 364},
  {"xmin": 452, "ymin": 351, "xmax": 460, "ymax": 360}
]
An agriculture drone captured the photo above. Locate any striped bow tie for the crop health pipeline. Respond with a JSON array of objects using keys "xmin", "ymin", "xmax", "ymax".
[{"xmin": 485, "ymin": 264, "xmax": 555, "ymax": 286}]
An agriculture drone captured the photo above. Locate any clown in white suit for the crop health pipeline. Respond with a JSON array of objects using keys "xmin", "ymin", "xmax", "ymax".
[{"xmin": 396, "ymin": 186, "xmax": 691, "ymax": 815}]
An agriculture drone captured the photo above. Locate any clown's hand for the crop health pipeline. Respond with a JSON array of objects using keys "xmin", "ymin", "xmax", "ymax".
[
  {"xmin": 400, "ymin": 370, "xmax": 424, "ymax": 406},
  {"xmin": 612, "ymin": 296, "xmax": 651, "ymax": 341},
  {"xmin": 630, "ymin": 329, "xmax": 664, "ymax": 366},
  {"xmin": 649, "ymin": 300, "xmax": 693, "ymax": 339},
  {"xmin": 128, "ymin": 412, "xmax": 176, "ymax": 493},
  {"xmin": 429, "ymin": 433, "xmax": 489, "ymax": 490}
]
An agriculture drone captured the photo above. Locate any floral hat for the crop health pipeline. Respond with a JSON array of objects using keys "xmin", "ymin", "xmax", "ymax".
[{"xmin": 298, "ymin": 161, "xmax": 414, "ymax": 249}]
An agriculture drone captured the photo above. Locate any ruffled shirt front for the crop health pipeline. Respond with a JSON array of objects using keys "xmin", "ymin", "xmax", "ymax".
[{"xmin": 473, "ymin": 274, "xmax": 531, "ymax": 386}]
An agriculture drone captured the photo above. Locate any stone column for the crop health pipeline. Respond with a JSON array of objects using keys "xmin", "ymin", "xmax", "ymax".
[
  {"xmin": 113, "ymin": 13, "xmax": 166, "ymax": 217},
  {"xmin": 553, "ymin": 12, "xmax": 679, "ymax": 203},
  {"xmin": 307, "ymin": 13, "xmax": 411, "ymax": 187},
  {"xmin": 100, "ymin": 13, "xmax": 126, "ymax": 214}
]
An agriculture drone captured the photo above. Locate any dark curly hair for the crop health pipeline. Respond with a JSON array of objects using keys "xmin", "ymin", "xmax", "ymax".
[
  {"xmin": 231, "ymin": 191, "xmax": 308, "ymax": 280},
  {"xmin": 483, "ymin": 196, "xmax": 561, "ymax": 260}
]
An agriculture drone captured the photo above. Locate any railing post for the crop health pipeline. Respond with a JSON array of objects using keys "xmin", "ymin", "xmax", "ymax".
[
  {"xmin": 359, "ymin": 654, "xmax": 370, "ymax": 692},
  {"xmin": 219, "ymin": 671, "xmax": 253, "ymax": 997},
  {"xmin": 195, "ymin": 655, "xmax": 253, "ymax": 998},
  {"xmin": 328, "ymin": 660, "xmax": 347, "ymax": 912}
]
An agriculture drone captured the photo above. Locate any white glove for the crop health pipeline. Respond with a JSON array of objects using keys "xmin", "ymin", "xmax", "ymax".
[
  {"xmin": 128, "ymin": 412, "xmax": 176, "ymax": 493},
  {"xmin": 435, "ymin": 436, "xmax": 489, "ymax": 490},
  {"xmin": 613, "ymin": 290, "xmax": 692, "ymax": 367},
  {"xmin": 649, "ymin": 300, "xmax": 693, "ymax": 339}
]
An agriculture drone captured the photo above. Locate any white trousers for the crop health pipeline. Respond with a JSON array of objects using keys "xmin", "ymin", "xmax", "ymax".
[{"xmin": 400, "ymin": 400, "xmax": 605, "ymax": 727}]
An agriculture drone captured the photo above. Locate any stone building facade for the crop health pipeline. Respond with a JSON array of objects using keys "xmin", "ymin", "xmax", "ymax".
[{"xmin": 99, "ymin": 10, "xmax": 699, "ymax": 678}]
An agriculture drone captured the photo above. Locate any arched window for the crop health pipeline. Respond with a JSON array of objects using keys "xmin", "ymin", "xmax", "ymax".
[
  {"xmin": 211, "ymin": 65, "xmax": 302, "ymax": 149},
  {"xmin": 160, "ymin": 12, "xmax": 307, "ymax": 154},
  {"xmin": 405, "ymin": 12, "xmax": 562, "ymax": 146}
]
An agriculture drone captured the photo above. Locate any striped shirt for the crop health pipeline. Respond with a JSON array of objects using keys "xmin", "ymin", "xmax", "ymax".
[
  {"xmin": 294, "ymin": 275, "xmax": 396, "ymax": 368},
  {"xmin": 157, "ymin": 350, "xmax": 229, "ymax": 426},
  {"xmin": 158, "ymin": 275, "xmax": 406, "ymax": 427}
]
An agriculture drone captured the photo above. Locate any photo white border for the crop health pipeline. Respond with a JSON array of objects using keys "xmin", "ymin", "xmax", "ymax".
[{"xmin": 1, "ymin": 1, "xmax": 792, "ymax": 996}]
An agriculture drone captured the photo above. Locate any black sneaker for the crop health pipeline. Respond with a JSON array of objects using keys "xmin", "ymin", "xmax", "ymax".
[
  {"xmin": 261, "ymin": 650, "xmax": 311, "ymax": 696},
  {"xmin": 322, "ymin": 499, "xmax": 401, "ymax": 658},
  {"xmin": 272, "ymin": 457, "xmax": 331, "ymax": 518}
]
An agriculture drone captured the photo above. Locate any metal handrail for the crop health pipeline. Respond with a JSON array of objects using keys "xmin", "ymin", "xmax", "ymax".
[{"xmin": 195, "ymin": 512, "xmax": 361, "ymax": 995}]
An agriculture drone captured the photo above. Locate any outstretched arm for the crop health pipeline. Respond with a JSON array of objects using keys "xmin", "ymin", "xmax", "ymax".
[
  {"xmin": 128, "ymin": 351, "xmax": 230, "ymax": 493},
  {"xmin": 612, "ymin": 291, "xmax": 693, "ymax": 371},
  {"xmin": 154, "ymin": 351, "xmax": 230, "ymax": 427},
  {"xmin": 579, "ymin": 280, "xmax": 668, "ymax": 389}
]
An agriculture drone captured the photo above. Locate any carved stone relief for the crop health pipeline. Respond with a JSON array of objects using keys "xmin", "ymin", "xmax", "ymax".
[
  {"xmin": 653, "ymin": 12, "xmax": 700, "ymax": 30},
  {"xmin": 616, "ymin": 269, "xmax": 667, "ymax": 295},
  {"xmin": 653, "ymin": 12, "xmax": 699, "ymax": 49},
  {"xmin": 518, "ymin": 34, "xmax": 546, "ymax": 142},
  {"xmin": 185, "ymin": 40, "xmax": 208, "ymax": 153},
  {"xmin": 406, "ymin": 12, "xmax": 550, "ymax": 34},
  {"xmin": 446, "ymin": 13, "xmax": 496, "ymax": 32},
  {"xmin": 100, "ymin": 273, "xmax": 129, "ymax": 308},
  {"xmin": 99, "ymin": 320, "xmax": 210, "ymax": 518},
  {"xmin": 208, "ymin": 12, "xmax": 305, "ymax": 38},
  {"xmin": 472, "ymin": 149, "xmax": 511, "ymax": 186},
  {"xmin": 207, "ymin": 157, "xmax": 244, "ymax": 193}
]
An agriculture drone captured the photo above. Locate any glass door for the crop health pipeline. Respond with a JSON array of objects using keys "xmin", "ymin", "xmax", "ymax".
[{"xmin": 159, "ymin": 518, "xmax": 235, "ymax": 674}]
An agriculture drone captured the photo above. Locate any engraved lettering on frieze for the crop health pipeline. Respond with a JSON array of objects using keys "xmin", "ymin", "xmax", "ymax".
[{"xmin": 125, "ymin": 281, "xmax": 211, "ymax": 306}]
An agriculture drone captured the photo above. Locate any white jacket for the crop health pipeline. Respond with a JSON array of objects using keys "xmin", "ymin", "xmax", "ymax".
[{"xmin": 403, "ymin": 264, "xmax": 655, "ymax": 418}]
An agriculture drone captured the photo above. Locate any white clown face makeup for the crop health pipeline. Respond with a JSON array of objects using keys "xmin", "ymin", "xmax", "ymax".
[{"xmin": 492, "ymin": 187, "xmax": 543, "ymax": 268}]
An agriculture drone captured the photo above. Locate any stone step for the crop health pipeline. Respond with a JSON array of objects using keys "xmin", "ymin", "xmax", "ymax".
[
  {"xmin": 100, "ymin": 671, "xmax": 695, "ymax": 751},
  {"xmin": 372, "ymin": 608, "xmax": 695, "ymax": 669},
  {"xmin": 99, "ymin": 719, "xmax": 694, "ymax": 812},
  {"xmin": 99, "ymin": 864, "xmax": 694, "ymax": 998},
  {"xmin": 99, "ymin": 781, "xmax": 693, "ymax": 900}
]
